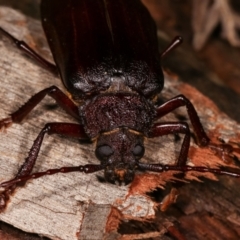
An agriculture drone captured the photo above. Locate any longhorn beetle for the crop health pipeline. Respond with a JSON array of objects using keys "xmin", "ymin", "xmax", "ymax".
[{"xmin": 0, "ymin": 0, "xmax": 240, "ymax": 210}]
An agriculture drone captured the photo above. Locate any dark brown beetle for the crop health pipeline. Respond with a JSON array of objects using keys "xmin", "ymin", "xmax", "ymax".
[{"xmin": 0, "ymin": 0, "xmax": 239, "ymax": 210}]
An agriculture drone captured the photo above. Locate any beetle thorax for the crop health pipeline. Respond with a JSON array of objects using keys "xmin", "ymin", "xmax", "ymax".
[{"xmin": 80, "ymin": 92, "xmax": 156, "ymax": 138}]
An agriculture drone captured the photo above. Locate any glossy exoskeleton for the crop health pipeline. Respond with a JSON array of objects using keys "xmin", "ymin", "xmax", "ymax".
[{"xmin": 0, "ymin": 0, "xmax": 239, "ymax": 210}]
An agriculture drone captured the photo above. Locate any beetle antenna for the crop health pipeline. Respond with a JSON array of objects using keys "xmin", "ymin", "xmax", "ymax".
[
  {"xmin": 0, "ymin": 164, "xmax": 105, "ymax": 189},
  {"xmin": 160, "ymin": 36, "xmax": 183, "ymax": 58},
  {"xmin": 138, "ymin": 163, "xmax": 240, "ymax": 178}
]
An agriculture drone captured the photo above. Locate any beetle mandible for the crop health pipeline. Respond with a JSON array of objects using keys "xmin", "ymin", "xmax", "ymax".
[{"xmin": 0, "ymin": 0, "xmax": 239, "ymax": 210}]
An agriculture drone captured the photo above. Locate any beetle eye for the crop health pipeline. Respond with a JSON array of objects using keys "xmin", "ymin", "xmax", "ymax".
[
  {"xmin": 132, "ymin": 144, "xmax": 144, "ymax": 158},
  {"xmin": 96, "ymin": 145, "xmax": 114, "ymax": 160}
]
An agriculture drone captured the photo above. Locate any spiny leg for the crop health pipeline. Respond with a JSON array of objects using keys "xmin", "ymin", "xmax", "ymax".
[
  {"xmin": 0, "ymin": 85, "xmax": 80, "ymax": 130},
  {"xmin": 0, "ymin": 27, "xmax": 57, "ymax": 74},
  {"xmin": 0, "ymin": 122, "xmax": 89, "ymax": 211}
]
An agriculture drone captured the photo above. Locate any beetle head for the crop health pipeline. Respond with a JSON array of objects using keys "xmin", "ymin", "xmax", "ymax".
[{"xmin": 95, "ymin": 128, "xmax": 144, "ymax": 185}]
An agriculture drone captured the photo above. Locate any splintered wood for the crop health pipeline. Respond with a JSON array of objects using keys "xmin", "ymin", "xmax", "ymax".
[{"xmin": 0, "ymin": 6, "xmax": 239, "ymax": 240}]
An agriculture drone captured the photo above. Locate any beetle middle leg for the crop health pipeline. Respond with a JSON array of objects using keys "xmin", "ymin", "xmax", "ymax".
[
  {"xmin": 0, "ymin": 122, "xmax": 90, "ymax": 210},
  {"xmin": 0, "ymin": 85, "xmax": 80, "ymax": 130},
  {"xmin": 0, "ymin": 27, "xmax": 57, "ymax": 74},
  {"xmin": 148, "ymin": 122, "xmax": 190, "ymax": 166},
  {"xmin": 141, "ymin": 119, "xmax": 240, "ymax": 177},
  {"xmin": 155, "ymin": 94, "xmax": 239, "ymax": 162}
]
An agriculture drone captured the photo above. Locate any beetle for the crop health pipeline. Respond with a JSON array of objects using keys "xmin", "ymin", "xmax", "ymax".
[{"xmin": 0, "ymin": 0, "xmax": 239, "ymax": 210}]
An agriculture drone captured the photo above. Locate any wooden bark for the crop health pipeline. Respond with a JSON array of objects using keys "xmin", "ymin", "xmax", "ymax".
[{"xmin": 0, "ymin": 5, "xmax": 240, "ymax": 240}]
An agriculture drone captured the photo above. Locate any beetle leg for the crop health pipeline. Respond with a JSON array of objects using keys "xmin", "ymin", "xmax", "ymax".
[
  {"xmin": 0, "ymin": 122, "xmax": 89, "ymax": 211},
  {"xmin": 0, "ymin": 27, "xmax": 57, "ymax": 74},
  {"xmin": 0, "ymin": 85, "xmax": 80, "ymax": 130},
  {"xmin": 146, "ymin": 122, "xmax": 240, "ymax": 180},
  {"xmin": 148, "ymin": 122, "xmax": 190, "ymax": 166},
  {"xmin": 16, "ymin": 122, "xmax": 88, "ymax": 177},
  {"xmin": 156, "ymin": 94, "xmax": 209, "ymax": 146},
  {"xmin": 155, "ymin": 94, "xmax": 240, "ymax": 163}
]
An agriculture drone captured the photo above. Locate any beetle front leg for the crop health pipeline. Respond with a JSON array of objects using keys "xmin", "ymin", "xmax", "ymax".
[
  {"xmin": 148, "ymin": 122, "xmax": 191, "ymax": 166},
  {"xmin": 156, "ymin": 94, "xmax": 240, "ymax": 162},
  {"xmin": 145, "ymin": 122, "xmax": 240, "ymax": 178},
  {"xmin": 156, "ymin": 94, "xmax": 209, "ymax": 146},
  {"xmin": 0, "ymin": 122, "xmax": 89, "ymax": 211},
  {"xmin": 0, "ymin": 85, "xmax": 80, "ymax": 130}
]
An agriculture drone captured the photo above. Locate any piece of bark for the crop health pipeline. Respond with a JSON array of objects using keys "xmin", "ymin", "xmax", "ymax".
[
  {"xmin": 0, "ymin": 6, "xmax": 240, "ymax": 240},
  {"xmin": 79, "ymin": 204, "xmax": 112, "ymax": 240}
]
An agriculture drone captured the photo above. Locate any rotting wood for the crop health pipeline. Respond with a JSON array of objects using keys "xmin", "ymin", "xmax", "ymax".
[{"xmin": 0, "ymin": 5, "xmax": 240, "ymax": 240}]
